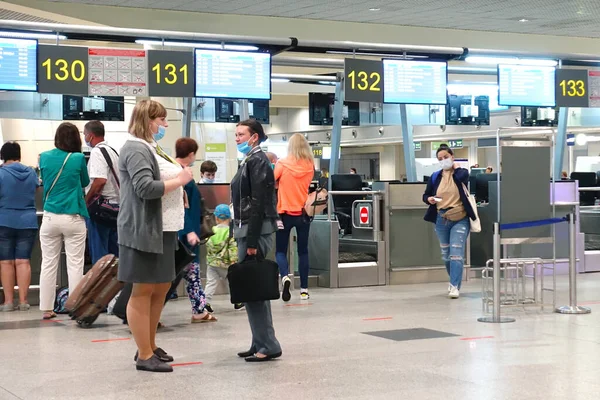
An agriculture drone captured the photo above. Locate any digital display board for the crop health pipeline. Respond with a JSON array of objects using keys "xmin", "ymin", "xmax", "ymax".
[
  {"xmin": 498, "ymin": 65, "xmax": 556, "ymax": 107},
  {"xmin": 0, "ymin": 37, "xmax": 37, "ymax": 91},
  {"xmin": 194, "ymin": 49, "xmax": 271, "ymax": 100},
  {"xmin": 383, "ymin": 60, "xmax": 447, "ymax": 104}
]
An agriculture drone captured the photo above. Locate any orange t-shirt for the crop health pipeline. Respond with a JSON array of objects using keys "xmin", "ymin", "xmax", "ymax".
[{"xmin": 274, "ymin": 157, "xmax": 314, "ymax": 215}]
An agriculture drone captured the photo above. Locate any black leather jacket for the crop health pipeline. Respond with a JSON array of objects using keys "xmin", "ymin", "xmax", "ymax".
[{"xmin": 231, "ymin": 147, "xmax": 278, "ymax": 248}]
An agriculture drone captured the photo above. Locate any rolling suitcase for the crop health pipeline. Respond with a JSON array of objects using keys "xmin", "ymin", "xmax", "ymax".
[
  {"xmin": 112, "ymin": 241, "xmax": 196, "ymax": 323},
  {"xmin": 65, "ymin": 254, "xmax": 123, "ymax": 328}
]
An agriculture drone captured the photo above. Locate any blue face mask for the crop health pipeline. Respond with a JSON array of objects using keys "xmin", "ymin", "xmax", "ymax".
[
  {"xmin": 203, "ymin": 178, "xmax": 215, "ymax": 184},
  {"xmin": 153, "ymin": 125, "xmax": 166, "ymax": 141},
  {"xmin": 271, "ymin": 163, "xmax": 275, "ymax": 170},
  {"xmin": 237, "ymin": 141, "xmax": 252, "ymax": 155}
]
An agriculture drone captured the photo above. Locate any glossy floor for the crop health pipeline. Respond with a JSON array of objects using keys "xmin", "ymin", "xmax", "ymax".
[{"xmin": 2, "ymin": 273, "xmax": 600, "ymax": 400}]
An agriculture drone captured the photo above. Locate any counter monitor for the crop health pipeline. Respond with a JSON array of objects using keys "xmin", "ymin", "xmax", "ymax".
[
  {"xmin": 0, "ymin": 37, "xmax": 37, "ymax": 92},
  {"xmin": 498, "ymin": 64, "xmax": 556, "ymax": 107},
  {"xmin": 383, "ymin": 60, "xmax": 447, "ymax": 105},
  {"xmin": 194, "ymin": 49, "xmax": 271, "ymax": 100}
]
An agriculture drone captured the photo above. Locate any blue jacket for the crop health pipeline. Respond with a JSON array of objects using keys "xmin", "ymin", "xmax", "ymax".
[
  {"xmin": 0, "ymin": 162, "xmax": 39, "ymax": 230},
  {"xmin": 422, "ymin": 168, "xmax": 476, "ymax": 223},
  {"xmin": 178, "ymin": 181, "xmax": 202, "ymax": 263}
]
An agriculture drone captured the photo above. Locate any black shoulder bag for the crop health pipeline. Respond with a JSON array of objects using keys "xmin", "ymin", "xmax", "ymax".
[{"xmin": 87, "ymin": 146, "xmax": 120, "ymax": 228}]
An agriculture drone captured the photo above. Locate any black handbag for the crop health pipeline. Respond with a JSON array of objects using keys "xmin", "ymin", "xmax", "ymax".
[
  {"xmin": 87, "ymin": 147, "xmax": 120, "ymax": 228},
  {"xmin": 227, "ymin": 255, "xmax": 280, "ymax": 304}
]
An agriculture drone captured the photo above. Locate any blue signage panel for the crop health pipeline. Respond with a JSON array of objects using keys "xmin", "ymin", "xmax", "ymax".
[
  {"xmin": 0, "ymin": 37, "xmax": 37, "ymax": 92},
  {"xmin": 498, "ymin": 64, "xmax": 556, "ymax": 107},
  {"xmin": 383, "ymin": 60, "xmax": 447, "ymax": 105},
  {"xmin": 194, "ymin": 49, "xmax": 271, "ymax": 100}
]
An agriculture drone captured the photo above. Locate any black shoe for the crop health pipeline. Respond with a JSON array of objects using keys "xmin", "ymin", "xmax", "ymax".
[
  {"xmin": 205, "ymin": 303, "xmax": 214, "ymax": 313},
  {"xmin": 237, "ymin": 349, "xmax": 255, "ymax": 358},
  {"xmin": 135, "ymin": 347, "xmax": 174, "ymax": 363},
  {"xmin": 282, "ymin": 277, "xmax": 291, "ymax": 302},
  {"xmin": 234, "ymin": 303, "xmax": 245, "ymax": 310},
  {"xmin": 136, "ymin": 354, "xmax": 173, "ymax": 373},
  {"xmin": 245, "ymin": 352, "xmax": 282, "ymax": 362}
]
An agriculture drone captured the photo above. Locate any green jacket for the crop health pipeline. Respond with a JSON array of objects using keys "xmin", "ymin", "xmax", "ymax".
[
  {"xmin": 206, "ymin": 224, "xmax": 238, "ymax": 268},
  {"xmin": 40, "ymin": 149, "xmax": 90, "ymax": 217}
]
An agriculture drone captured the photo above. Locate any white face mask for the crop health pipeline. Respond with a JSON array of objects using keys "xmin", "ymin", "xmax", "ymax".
[{"xmin": 440, "ymin": 158, "xmax": 454, "ymax": 170}]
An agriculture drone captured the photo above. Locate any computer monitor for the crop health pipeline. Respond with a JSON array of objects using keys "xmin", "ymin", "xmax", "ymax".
[
  {"xmin": 197, "ymin": 183, "xmax": 231, "ymax": 211},
  {"xmin": 475, "ymin": 173, "xmax": 499, "ymax": 203},
  {"xmin": 331, "ymin": 174, "xmax": 364, "ymax": 234},
  {"xmin": 571, "ymin": 172, "xmax": 597, "ymax": 206}
]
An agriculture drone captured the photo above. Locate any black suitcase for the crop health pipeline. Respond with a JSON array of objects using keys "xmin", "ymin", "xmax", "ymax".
[
  {"xmin": 227, "ymin": 255, "xmax": 280, "ymax": 304},
  {"xmin": 113, "ymin": 241, "xmax": 195, "ymax": 323}
]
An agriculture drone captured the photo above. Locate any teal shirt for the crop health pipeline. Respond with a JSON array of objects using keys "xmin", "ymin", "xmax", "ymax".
[{"xmin": 40, "ymin": 149, "xmax": 90, "ymax": 217}]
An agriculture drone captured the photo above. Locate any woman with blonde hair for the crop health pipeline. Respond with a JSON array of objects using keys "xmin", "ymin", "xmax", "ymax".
[
  {"xmin": 274, "ymin": 133, "xmax": 315, "ymax": 301},
  {"xmin": 118, "ymin": 99, "xmax": 193, "ymax": 372}
]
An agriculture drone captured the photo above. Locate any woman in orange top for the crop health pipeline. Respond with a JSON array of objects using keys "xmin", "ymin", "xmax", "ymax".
[{"xmin": 274, "ymin": 133, "xmax": 315, "ymax": 302}]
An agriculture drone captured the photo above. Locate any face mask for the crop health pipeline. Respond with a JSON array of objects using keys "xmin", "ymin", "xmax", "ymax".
[
  {"xmin": 203, "ymin": 178, "xmax": 215, "ymax": 184},
  {"xmin": 237, "ymin": 140, "xmax": 252, "ymax": 155},
  {"xmin": 153, "ymin": 124, "xmax": 166, "ymax": 141},
  {"xmin": 271, "ymin": 163, "xmax": 275, "ymax": 170},
  {"xmin": 85, "ymin": 138, "xmax": 92, "ymax": 148},
  {"xmin": 440, "ymin": 158, "xmax": 454, "ymax": 170}
]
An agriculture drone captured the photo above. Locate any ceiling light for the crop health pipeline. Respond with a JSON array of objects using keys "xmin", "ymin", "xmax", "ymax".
[
  {"xmin": 519, "ymin": 18, "xmax": 529, "ymax": 22},
  {"xmin": 465, "ymin": 56, "xmax": 558, "ymax": 67},
  {"xmin": 135, "ymin": 40, "xmax": 258, "ymax": 51},
  {"xmin": 271, "ymin": 78, "xmax": 290, "ymax": 83},
  {"xmin": 318, "ymin": 81, "xmax": 337, "ymax": 86},
  {"xmin": 369, "ymin": 7, "xmax": 381, "ymax": 11},
  {"xmin": 0, "ymin": 31, "xmax": 66, "ymax": 40},
  {"xmin": 576, "ymin": 133, "xmax": 588, "ymax": 146}
]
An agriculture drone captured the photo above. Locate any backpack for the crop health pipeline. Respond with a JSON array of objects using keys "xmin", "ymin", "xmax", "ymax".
[{"xmin": 54, "ymin": 286, "xmax": 70, "ymax": 314}]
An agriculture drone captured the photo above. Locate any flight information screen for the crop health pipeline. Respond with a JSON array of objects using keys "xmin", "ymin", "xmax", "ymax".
[
  {"xmin": 498, "ymin": 65, "xmax": 556, "ymax": 107},
  {"xmin": 194, "ymin": 49, "xmax": 271, "ymax": 100},
  {"xmin": 0, "ymin": 37, "xmax": 37, "ymax": 91},
  {"xmin": 383, "ymin": 60, "xmax": 447, "ymax": 104}
]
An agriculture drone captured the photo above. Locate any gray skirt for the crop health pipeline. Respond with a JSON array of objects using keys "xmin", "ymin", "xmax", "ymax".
[{"xmin": 117, "ymin": 232, "xmax": 177, "ymax": 284}]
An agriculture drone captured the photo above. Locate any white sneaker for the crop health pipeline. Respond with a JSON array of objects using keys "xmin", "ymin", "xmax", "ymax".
[
  {"xmin": 448, "ymin": 286, "xmax": 460, "ymax": 299},
  {"xmin": 447, "ymin": 284, "xmax": 452, "ymax": 293},
  {"xmin": 300, "ymin": 290, "xmax": 310, "ymax": 301}
]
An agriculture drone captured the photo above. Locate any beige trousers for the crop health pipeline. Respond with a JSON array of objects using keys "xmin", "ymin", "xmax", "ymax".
[{"xmin": 39, "ymin": 212, "xmax": 87, "ymax": 311}]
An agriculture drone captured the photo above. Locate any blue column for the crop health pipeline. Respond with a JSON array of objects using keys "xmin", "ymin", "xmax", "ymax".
[
  {"xmin": 400, "ymin": 104, "xmax": 417, "ymax": 182},
  {"xmin": 554, "ymin": 107, "xmax": 569, "ymax": 181},
  {"xmin": 328, "ymin": 79, "xmax": 344, "ymax": 191}
]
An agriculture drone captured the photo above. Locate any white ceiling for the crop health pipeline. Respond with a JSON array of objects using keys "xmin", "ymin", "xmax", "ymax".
[{"xmin": 40, "ymin": 0, "xmax": 600, "ymax": 38}]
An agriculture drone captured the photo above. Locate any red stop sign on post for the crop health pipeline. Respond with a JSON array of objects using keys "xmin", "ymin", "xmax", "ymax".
[{"xmin": 359, "ymin": 206, "xmax": 370, "ymax": 225}]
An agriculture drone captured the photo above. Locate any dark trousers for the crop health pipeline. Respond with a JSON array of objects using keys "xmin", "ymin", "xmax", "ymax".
[
  {"xmin": 86, "ymin": 218, "xmax": 119, "ymax": 265},
  {"xmin": 275, "ymin": 213, "xmax": 311, "ymax": 289}
]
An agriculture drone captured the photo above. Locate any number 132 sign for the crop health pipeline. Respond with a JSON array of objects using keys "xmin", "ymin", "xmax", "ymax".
[{"xmin": 344, "ymin": 58, "xmax": 384, "ymax": 103}]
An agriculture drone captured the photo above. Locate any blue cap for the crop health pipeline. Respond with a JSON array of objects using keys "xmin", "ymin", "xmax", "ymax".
[{"xmin": 214, "ymin": 204, "xmax": 231, "ymax": 219}]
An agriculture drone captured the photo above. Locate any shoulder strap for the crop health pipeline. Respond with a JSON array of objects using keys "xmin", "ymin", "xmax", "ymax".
[
  {"xmin": 45, "ymin": 153, "xmax": 72, "ymax": 202},
  {"xmin": 98, "ymin": 147, "xmax": 120, "ymax": 189}
]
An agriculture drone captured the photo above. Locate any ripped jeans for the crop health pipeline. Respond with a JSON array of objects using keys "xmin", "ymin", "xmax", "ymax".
[{"xmin": 435, "ymin": 214, "xmax": 470, "ymax": 289}]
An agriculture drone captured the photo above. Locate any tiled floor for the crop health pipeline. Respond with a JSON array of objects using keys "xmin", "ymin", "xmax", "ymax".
[{"xmin": 2, "ymin": 273, "xmax": 600, "ymax": 400}]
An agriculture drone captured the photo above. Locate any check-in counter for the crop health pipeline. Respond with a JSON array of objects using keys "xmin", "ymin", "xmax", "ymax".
[
  {"xmin": 471, "ymin": 180, "xmax": 584, "ymax": 274},
  {"xmin": 378, "ymin": 181, "xmax": 457, "ymax": 285}
]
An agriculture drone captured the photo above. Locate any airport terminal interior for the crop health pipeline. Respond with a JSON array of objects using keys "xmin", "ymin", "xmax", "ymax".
[{"xmin": 3, "ymin": 0, "xmax": 600, "ymax": 399}]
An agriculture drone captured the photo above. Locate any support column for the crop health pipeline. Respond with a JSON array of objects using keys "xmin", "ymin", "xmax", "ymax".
[
  {"xmin": 328, "ymin": 75, "xmax": 344, "ymax": 190},
  {"xmin": 554, "ymin": 107, "xmax": 569, "ymax": 180},
  {"xmin": 400, "ymin": 104, "xmax": 417, "ymax": 182},
  {"xmin": 181, "ymin": 97, "xmax": 192, "ymax": 138},
  {"xmin": 238, "ymin": 100, "xmax": 250, "ymax": 121}
]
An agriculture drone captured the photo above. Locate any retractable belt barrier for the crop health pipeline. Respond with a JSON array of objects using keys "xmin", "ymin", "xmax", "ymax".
[{"xmin": 500, "ymin": 217, "xmax": 568, "ymax": 231}]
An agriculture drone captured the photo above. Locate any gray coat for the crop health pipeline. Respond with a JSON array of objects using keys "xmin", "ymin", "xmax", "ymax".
[{"xmin": 117, "ymin": 140, "xmax": 165, "ymax": 254}]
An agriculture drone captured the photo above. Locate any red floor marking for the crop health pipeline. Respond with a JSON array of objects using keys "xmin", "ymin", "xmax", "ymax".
[
  {"xmin": 460, "ymin": 336, "xmax": 494, "ymax": 341},
  {"xmin": 285, "ymin": 303, "xmax": 313, "ymax": 307},
  {"xmin": 91, "ymin": 338, "xmax": 131, "ymax": 343},
  {"xmin": 363, "ymin": 317, "xmax": 393, "ymax": 321},
  {"xmin": 171, "ymin": 362, "xmax": 203, "ymax": 367}
]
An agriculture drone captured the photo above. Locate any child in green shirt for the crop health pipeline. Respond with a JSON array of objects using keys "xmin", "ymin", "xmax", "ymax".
[{"xmin": 205, "ymin": 204, "xmax": 242, "ymax": 310}]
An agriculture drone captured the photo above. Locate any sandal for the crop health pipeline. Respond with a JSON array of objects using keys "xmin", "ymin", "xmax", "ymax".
[
  {"xmin": 42, "ymin": 311, "xmax": 57, "ymax": 320},
  {"xmin": 191, "ymin": 313, "xmax": 218, "ymax": 323}
]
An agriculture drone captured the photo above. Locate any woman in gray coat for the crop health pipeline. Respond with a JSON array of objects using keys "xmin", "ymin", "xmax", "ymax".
[
  {"xmin": 118, "ymin": 100, "xmax": 193, "ymax": 373},
  {"xmin": 231, "ymin": 119, "xmax": 282, "ymax": 362}
]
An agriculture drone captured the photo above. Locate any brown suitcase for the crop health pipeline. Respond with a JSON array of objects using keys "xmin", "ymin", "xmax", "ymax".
[{"xmin": 65, "ymin": 254, "xmax": 123, "ymax": 328}]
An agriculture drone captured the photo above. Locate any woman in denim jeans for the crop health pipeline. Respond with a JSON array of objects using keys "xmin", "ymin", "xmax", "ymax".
[{"xmin": 422, "ymin": 144, "xmax": 477, "ymax": 299}]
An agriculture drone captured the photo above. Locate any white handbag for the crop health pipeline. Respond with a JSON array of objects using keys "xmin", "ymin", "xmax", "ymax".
[{"xmin": 462, "ymin": 184, "xmax": 481, "ymax": 233}]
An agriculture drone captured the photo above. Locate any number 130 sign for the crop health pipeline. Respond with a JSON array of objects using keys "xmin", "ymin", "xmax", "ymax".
[{"xmin": 344, "ymin": 58, "xmax": 384, "ymax": 103}]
